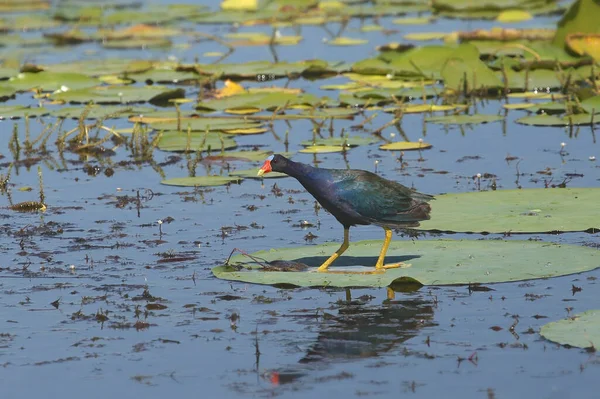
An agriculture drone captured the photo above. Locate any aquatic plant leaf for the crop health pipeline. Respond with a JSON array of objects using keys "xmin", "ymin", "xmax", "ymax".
[
  {"xmin": 418, "ymin": 188, "xmax": 600, "ymax": 233},
  {"xmin": 328, "ymin": 37, "xmax": 368, "ymax": 46},
  {"xmin": 43, "ymin": 59, "xmax": 154, "ymax": 76},
  {"xmin": 496, "ymin": 10, "xmax": 533, "ymax": 22},
  {"xmin": 196, "ymin": 92, "xmax": 323, "ymax": 112},
  {"xmin": 0, "ymin": 105, "xmax": 48, "ymax": 119},
  {"xmin": 8, "ymin": 72, "xmax": 99, "ymax": 92},
  {"xmin": 127, "ymin": 69, "xmax": 201, "ymax": 85},
  {"xmin": 157, "ymin": 131, "xmax": 237, "ymax": 152},
  {"xmin": 540, "ymin": 310, "xmax": 600, "ymax": 349},
  {"xmin": 52, "ymin": 86, "xmax": 185, "ymax": 105},
  {"xmin": 499, "ymin": 69, "xmax": 563, "ymax": 90},
  {"xmin": 161, "ymin": 176, "xmax": 242, "ymax": 187},
  {"xmin": 403, "ymin": 32, "xmax": 447, "ymax": 41},
  {"xmin": 553, "ymin": 0, "xmax": 600, "ymax": 49},
  {"xmin": 226, "ymin": 32, "xmax": 302, "ymax": 46},
  {"xmin": 502, "ymin": 103, "xmax": 536, "ymax": 110},
  {"xmin": 191, "ymin": 60, "xmax": 333, "ymax": 79},
  {"xmin": 580, "ymin": 95, "xmax": 600, "ymax": 114},
  {"xmin": 379, "ymin": 141, "xmax": 432, "ymax": 151},
  {"xmin": 299, "ymin": 145, "xmax": 348, "ymax": 153},
  {"xmin": 229, "ymin": 168, "xmax": 288, "ymax": 179},
  {"xmin": 425, "ymin": 114, "xmax": 503, "ymax": 125},
  {"xmin": 51, "ymin": 105, "xmax": 155, "ymax": 120},
  {"xmin": 515, "ymin": 114, "xmax": 568, "ymax": 126},
  {"xmin": 150, "ymin": 118, "xmax": 262, "ymax": 132},
  {"xmin": 0, "ymin": 85, "xmax": 16, "ymax": 101},
  {"xmin": 213, "ymin": 238, "xmax": 599, "ymax": 287},
  {"xmin": 441, "ymin": 44, "xmax": 503, "ymax": 92},
  {"xmin": 300, "ymin": 136, "xmax": 378, "ymax": 147}
]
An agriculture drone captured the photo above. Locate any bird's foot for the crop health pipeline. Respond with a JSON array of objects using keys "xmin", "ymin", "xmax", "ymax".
[{"xmin": 375, "ymin": 262, "xmax": 411, "ymax": 270}]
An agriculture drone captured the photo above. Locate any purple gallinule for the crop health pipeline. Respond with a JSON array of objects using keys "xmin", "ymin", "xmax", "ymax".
[{"xmin": 258, "ymin": 154, "xmax": 433, "ymax": 272}]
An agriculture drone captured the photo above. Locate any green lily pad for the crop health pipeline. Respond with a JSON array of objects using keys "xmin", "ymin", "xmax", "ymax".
[
  {"xmin": 379, "ymin": 141, "xmax": 432, "ymax": 151},
  {"xmin": 8, "ymin": 72, "xmax": 99, "ymax": 92},
  {"xmin": 213, "ymin": 238, "xmax": 599, "ymax": 287},
  {"xmin": 299, "ymin": 145, "xmax": 348, "ymax": 153},
  {"xmin": 0, "ymin": 85, "xmax": 16, "ymax": 100},
  {"xmin": 196, "ymin": 92, "xmax": 324, "ymax": 112},
  {"xmin": 150, "ymin": 118, "xmax": 263, "ymax": 132},
  {"xmin": 229, "ymin": 168, "xmax": 288, "ymax": 179},
  {"xmin": 157, "ymin": 131, "xmax": 237, "ymax": 152},
  {"xmin": 404, "ymin": 32, "xmax": 447, "ymax": 41},
  {"xmin": 0, "ymin": 105, "xmax": 48, "ymax": 119},
  {"xmin": 441, "ymin": 44, "xmax": 503, "ymax": 92},
  {"xmin": 540, "ymin": 310, "xmax": 600, "ymax": 349},
  {"xmin": 580, "ymin": 95, "xmax": 600, "ymax": 115},
  {"xmin": 43, "ymin": 59, "xmax": 154, "ymax": 77},
  {"xmin": 51, "ymin": 105, "xmax": 155, "ymax": 120},
  {"xmin": 328, "ymin": 37, "xmax": 368, "ymax": 46},
  {"xmin": 515, "ymin": 114, "xmax": 568, "ymax": 126},
  {"xmin": 52, "ymin": 86, "xmax": 185, "ymax": 105},
  {"xmin": 425, "ymin": 114, "xmax": 504, "ymax": 125},
  {"xmin": 300, "ymin": 136, "xmax": 378, "ymax": 147},
  {"xmin": 127, "ymin": 69, "xmax": 201, "ymax": 85},
  {"xmin": 418, "ymin": 188, "xmax": 600, "ymax": 233},
  {"xmin": 161, "ymin": 176, "xmax": 242, "ymax": 187}
]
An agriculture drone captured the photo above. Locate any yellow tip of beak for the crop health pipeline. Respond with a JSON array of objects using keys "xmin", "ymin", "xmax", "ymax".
[{"xmin": 257, "ymin": 169, "xmax": 265, "ymax": 177}]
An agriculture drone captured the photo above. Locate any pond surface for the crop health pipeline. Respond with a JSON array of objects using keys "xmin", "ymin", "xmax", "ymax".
[{"xmin": 0, "ymin": 0, "xmax": 599, "ymax": 398}]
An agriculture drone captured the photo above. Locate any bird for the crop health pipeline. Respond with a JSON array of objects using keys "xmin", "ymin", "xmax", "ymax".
[{"xmin": 257, "ymin": 154, "xmax": 433, "ymax": 272}]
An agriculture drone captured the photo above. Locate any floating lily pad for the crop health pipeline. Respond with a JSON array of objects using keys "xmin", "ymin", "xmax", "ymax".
[
  {"xmin": 328, "ymin": 37, "xmax": 368, "ymax": 46},
  {"xmin": 379, "ymin": 141, "xmax": 432, "ymax": 151},
  {"xmin": 229, "ymin": 168, "xmax": 288, "ymax": 179},
  {"xmin": 196, "ymin": 92, "xmax": 323, "ymax": 112},
  {"xmin": 425, "ymin": 114, "xmax": 503, "ymax": 125},
  {"xmin": 213, "ymin": 239, "xmax": 599, "ymax": 287},
  {"xmin": 515, "ymin": 114, "xmax": 568, "ymax": 126},
  {"xmin": 150, "ymin": 118, "xmax": 262, "ymax": 132},
  {"xmin": 300, "ymin": 136, "xmax": 378, "ymax": 147},
  {"xmin": 540, "ymin": 310, "xmax": 600, "ymax": 349},
  {"xmin": 496, "ymin": 10, "xmax": 533, "ymax": 23},
  {"xmin": 418, "ymin": 188, "xmax": 600, "ymax": 233},
  {"xmin": 9, "ymin": 72, "xmax": 99, "ymax": 92},
  {"xmin": 161, "ymin": 176, "xmax": 242, "ymax": 187},
  {"xmin": 51, "ymin": 105, "xmax": 155, "ymax": 120},
  {"xmin": 403, "ymin": 32, "xmax": 446, "ymax": 41},
  {"xmin": 52, "ymin": 86, "xmax": 185, "ymax": 105},
  {"xmin": 157, "ymin": 131, "xmax": 237, "ymax": 152},
  {"xmin": 299, "ymin": 145, "xmax": 348, "ymax": 153},
  {"xmin": 0, "ymin": 105, "xmax": 49, "ymax": 119}
]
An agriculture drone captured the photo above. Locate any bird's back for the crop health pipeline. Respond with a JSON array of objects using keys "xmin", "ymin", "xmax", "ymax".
[{"xmin": 296, "ymin": 167, "xmax": 433, "ymax": 228}]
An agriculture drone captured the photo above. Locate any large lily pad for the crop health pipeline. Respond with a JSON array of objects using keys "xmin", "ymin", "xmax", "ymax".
[
  {"xmin": 52, "ymin": 86, "xmax": 185, "ymax": 105},
  {"xmin": 8, "ymin": 72, "xmax": 99, "ymax": 92},
  {"xmin": 213, "ymin": 239, "xmax": 599, "ymax": 287},
  {"xmin": 540, "ymin": 310, "xmax": 600, "ymax": 349},
  {"xmin": 418, "ymin": 188, "xmax": 600, "ymax": 233},
  {"xmin": 157, "ymin": 131, "xmax": 237, "ymax": 152},
  {"xmin": 425, "ymin": 114, "xmax": 504, "ymax": 125}
]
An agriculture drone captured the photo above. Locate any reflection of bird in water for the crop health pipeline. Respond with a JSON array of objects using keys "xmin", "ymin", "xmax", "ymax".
[
  {"xmin": 258, "ymin": 154, "xmax": 433, "ymax": 272},
  {"xmin": 264, "ymin": 288, "xmax": 436, "ymax": 385}
]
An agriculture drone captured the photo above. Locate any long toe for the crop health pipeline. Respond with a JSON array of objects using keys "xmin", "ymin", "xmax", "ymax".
[{"xmin": 376, "ymin": 262, "xmax": 411, "ymax": 270}]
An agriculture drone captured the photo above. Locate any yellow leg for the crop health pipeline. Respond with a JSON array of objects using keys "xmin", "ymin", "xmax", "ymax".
[
  {"xmin": 317, "ymin": 228, "xmax": 349, "ymax": 272},
  {"xmin": 375, "ymin": 227, "xmax": 403, "ymax": 270}
]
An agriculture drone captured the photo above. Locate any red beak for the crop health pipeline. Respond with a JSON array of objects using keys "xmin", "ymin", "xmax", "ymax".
[{"xmin": 257, "ymin": 160, "xmax": 272, "ymax": 176}]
